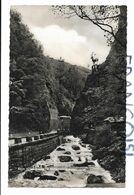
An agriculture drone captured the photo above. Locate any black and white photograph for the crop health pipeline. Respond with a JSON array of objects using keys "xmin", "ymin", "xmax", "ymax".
[{"xmin": 8, "ymin": 5, "xmax": 127, "ymax": 188}]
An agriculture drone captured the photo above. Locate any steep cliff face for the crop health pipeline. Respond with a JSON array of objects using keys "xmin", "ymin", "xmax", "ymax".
[
  {"xmin": 71, "ymin": 6, "xmax": 126, "ymax": 134},
  {"xmin": 70, "ymin": 6, "xmax": 126, "ymax": 182},
  {"xmin": 9, "ymin": 10, "xmax": 89, "ymax": 134},
  {"xmin": 71, "ymin": 40, "xmax": 126, "ymax": 134}
]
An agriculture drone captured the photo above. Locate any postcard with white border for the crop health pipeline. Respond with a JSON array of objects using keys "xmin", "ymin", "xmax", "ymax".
[{"xmin": 1, "ymin": 0, "xmax": 134, "ymax": 194}]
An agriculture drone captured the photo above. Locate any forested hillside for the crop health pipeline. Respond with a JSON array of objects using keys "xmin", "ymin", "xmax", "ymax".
[{"xmin": 9, "ymin": 10, "xmax": 89, "ymax": 134}]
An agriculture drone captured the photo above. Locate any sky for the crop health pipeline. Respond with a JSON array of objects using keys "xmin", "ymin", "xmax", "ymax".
[{"xmin": 11, "ymin": 5, "xmax": 110, "ymax": 68}]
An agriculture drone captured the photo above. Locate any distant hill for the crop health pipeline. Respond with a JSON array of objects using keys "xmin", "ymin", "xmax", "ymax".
[
  {"xmin": 46, "ymin": 56, "xmax": 90, "ymax": 115},
  {"xmin": 9, "ymin": 10, "xmax": 90, "ymax": 134}
]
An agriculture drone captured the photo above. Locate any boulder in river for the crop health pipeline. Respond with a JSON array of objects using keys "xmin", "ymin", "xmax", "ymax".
[
  {"xmin": 39, "ymin": 175, "xmax": 57, "ymax": 180},
  {"xmin": 73, "ymin": 162, "xmax": 88, "ymax": 167},
  {"xmin": 58, "ymin": 156, "xmax": 73, "ymax": 162},
  {"xmin": 72, "ymin": 145, "xmax": 80, "ymax": 151},
  {"xmin": 87, "ymin": 174, "xmax": 104, "ymax": 184},
  {"xmin": 64, "ymin": 151, "xmax": 71, "ymax": 155},
  {"xmin": 56, "ymin": 147, "xmax": 65, "ymax": 151},
  {"xmin": 87, "ymin": 162, "xmax": 95, "ymax": 166},
  {"xmin": 23, "ymin": 170, "xmax": 42, "ymax": 179},
  {"xmin": 58, "ymin": 178, "xmax": 64, "ymax": 181},
  {"xmin": 70, "ymin": 171, "xmax": 74, "ymax": 174},
  {"xmin": 59, "ymin": 170, "xmax": 66, "ymax": 172},
  {"xmin": 74, "ymin": 161, "xmax": 95, "ymax": 167},
  {"xmin": 43, "ymin": 155, "xmax": 51, "ymax": 160},
  {"xmin": 80, "ymin": 143, "xmax": 87, "ymax": 148},
  {"xmin": 54, "ymin": 171, "xmax": 59, "ymax": 176}
]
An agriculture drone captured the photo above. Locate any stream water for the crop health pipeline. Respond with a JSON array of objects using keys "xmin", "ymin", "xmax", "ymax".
[{"xmin": 9, "ymin": 135, "xmax": 115, "ymax": 187}]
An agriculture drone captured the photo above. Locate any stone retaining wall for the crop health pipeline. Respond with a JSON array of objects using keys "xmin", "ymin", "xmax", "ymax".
[{"xmin": 9, "ymin": 132, "xmax": 63, "ymax": 178}]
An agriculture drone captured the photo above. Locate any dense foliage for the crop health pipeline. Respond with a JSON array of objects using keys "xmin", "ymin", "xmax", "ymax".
[{"xmin": 9, "ymin": 10, "xmax": 89, "ymax": 134}]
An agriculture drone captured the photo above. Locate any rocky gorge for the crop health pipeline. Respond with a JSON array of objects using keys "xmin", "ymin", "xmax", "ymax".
[
  {"xmin": 9, "ymin": 6, "xmax": 127, "ymax": 186},
  {"xmin": 70, "ymin": 6, "xmax": 127, "ymax": 183},
  {"xmin": 9, "ymin": 136, "xmax": 118, "ymax": 187}
]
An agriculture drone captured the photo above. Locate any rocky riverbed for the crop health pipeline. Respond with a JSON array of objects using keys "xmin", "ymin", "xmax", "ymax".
[{"xmin": 9, "ymin": 136, "xmax": 116, "ymax": 187}]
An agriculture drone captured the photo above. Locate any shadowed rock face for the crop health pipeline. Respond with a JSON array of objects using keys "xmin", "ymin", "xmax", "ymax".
[
  {"xmin": 71, "ymin": 38, "xmax": 126, "ymax": 134},
  {"xmin": 70, "ymin": 6, "xmax": 127, "ymax": 183}
]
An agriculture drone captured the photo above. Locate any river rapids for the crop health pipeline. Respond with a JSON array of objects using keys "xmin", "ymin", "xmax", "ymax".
[{"xmin": 9, "ymin": 135, "xmax": 115, "ymax": 187}]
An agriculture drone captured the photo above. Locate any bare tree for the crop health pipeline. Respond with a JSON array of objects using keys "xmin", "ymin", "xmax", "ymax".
[{"xmin": 52, "ymin": 5, "xmax": 126, "ymax": 49}]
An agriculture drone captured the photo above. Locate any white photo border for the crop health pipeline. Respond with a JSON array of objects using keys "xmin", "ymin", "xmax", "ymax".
[{"xmin": 1, "ymin": 0, "xmax": 134, "ymax": 194}]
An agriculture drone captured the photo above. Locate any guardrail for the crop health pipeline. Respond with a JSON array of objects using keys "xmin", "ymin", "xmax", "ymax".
[
  {"xmin": 9, "ymin": 131, "xmax": 58, "ymax": 146},
  {"xmin": 8, "ymin": 131, "xmax": 63, "ymax": 178}
]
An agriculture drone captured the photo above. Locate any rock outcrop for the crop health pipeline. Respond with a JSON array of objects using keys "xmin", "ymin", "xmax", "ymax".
[
  {"xmin": 70, "ymin": 6, "xmax": 127, "ymax": 183},
  {"xmin": 9, "ymin": 10, "xmax": 89, "ymax": 134}
]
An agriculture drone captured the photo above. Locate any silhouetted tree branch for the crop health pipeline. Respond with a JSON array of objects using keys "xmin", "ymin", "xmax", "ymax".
[{"xmin": 52, "ymin": 5, "xmax": 126, "ymax": 49}]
